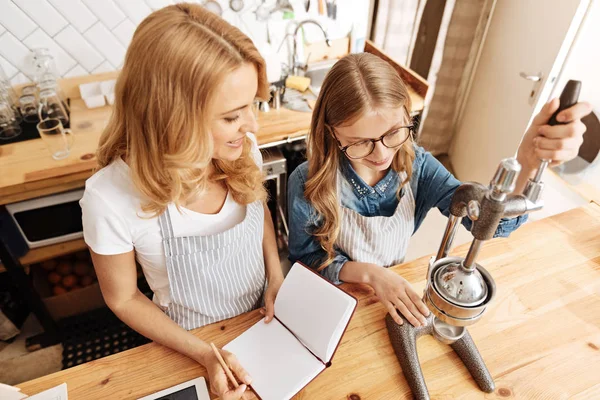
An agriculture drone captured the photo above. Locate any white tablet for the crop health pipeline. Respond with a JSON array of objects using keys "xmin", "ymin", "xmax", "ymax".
[{"xmin": 137, "ymin": 377, "xmax": 210, "ymax": 400}]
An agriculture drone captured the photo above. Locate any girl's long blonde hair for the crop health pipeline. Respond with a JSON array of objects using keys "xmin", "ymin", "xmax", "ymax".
[
  {"xmin": 97, "ymin": 3, "xmax": 269, "ymax": 215},
  {"xmin": 305, "ymin": 53, "xmax": 415, "ymax": 270}
]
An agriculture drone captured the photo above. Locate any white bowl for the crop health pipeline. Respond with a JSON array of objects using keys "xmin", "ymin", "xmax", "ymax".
[
  {"xmin": 82, "ymin": 95, "xmax": 105, "ymax": 109},
  {"xmin": 100, "ymin": 79, "xmax": 116, "ymax": 95},
  {"xmin": 79, "ymin": 82, "xmax": 105, "ymax": 109},
  {"xmin": 79, "ymin": 82, "xmax": 102, "ymax": 97}
]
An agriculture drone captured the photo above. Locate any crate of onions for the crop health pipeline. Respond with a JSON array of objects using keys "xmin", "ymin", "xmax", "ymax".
[
  {"xmin": 33, "ymin": 250, "xmax": 105, "ymax": 319},
  {"xmin": 39, "ymin": 251, "xmax": 97, "ymax": 295}
]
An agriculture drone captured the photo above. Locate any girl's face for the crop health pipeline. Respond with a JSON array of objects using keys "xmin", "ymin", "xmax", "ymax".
[
  {"xmin": 210, "ymin": 63, "xmax": 259, "ymax": 162},
  {"xmin": 334, "ymin": 107, "xmax": 409, "ymax": 173}
]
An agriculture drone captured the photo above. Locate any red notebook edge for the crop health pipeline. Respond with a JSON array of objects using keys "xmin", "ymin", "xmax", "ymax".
[{"xmin": 290, "ymin": 261, "xmax": 359, "ymax": 367}]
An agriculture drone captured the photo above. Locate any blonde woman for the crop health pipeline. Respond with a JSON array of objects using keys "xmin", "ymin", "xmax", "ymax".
[
  {"xmin": 80, "ymin": 4, "xmax": 282, "ymax": 399},
  {"xmin": 288, "ymin": 53, "xmax": 590, "ymax": 328}
]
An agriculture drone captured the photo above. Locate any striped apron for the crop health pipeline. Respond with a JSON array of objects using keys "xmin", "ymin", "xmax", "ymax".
[
  {"xmin": 157, "ymin": 200, "xmax": 266, "ymax": 330},
  {"xmin": 336, "ymin": 171, "xmax": 415, "ymax": 267}
]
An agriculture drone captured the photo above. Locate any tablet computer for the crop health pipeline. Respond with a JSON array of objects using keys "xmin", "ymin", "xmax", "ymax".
[{"xmin": 137, "ymin": 377, "xmax": 210, "ymax": 400}]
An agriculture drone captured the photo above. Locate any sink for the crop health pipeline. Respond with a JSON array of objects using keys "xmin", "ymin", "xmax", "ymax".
[
  {"xmin": 282, "ymin": 59, "xmax": 338, "ymax": 113},
  {"xmin": 304, "ymin": 59, "xmax": 338, "ymax": 95}
]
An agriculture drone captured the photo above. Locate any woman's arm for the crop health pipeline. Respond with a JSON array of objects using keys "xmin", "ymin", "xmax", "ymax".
[
  {"xmin": 261, "ymin": 202, "xmax": 283, "ymax": 322},
  {"xmin": 91, "ymin": 250, "xmax": 210, "ymax": 361},
  {"xmin": 261, "ymin": 202, "xmax": 283, "ymax": 283},
  {"xmin": 90, "ymin": 250, "xmax": 252, "ymax": 398}
]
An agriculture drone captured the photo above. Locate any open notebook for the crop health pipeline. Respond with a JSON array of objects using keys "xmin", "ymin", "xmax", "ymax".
[{"xmin": 224, "ymin": 262, "xmax": 357, "ymax": 400}]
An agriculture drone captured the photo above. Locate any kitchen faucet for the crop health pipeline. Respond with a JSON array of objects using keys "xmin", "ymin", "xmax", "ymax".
[{"xmin": 279, "ymin": 20, "xmax": 331, "ymax": 76}]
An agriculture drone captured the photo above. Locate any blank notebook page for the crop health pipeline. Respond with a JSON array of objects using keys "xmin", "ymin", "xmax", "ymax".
[
  {"xmin": 274, "ymin": 264, "xmax": 357, "ymax": 362},
  {"xmin": 224, "ymin": 319, "xmax": 325, "ymax": 400}
]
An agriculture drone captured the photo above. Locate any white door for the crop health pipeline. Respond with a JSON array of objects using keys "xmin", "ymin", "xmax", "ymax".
[{"xmin": 449, "ymin": 0, "xmax": 590, "ymax": 184}]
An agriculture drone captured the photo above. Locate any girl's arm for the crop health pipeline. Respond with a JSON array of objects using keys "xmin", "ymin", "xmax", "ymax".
[
  {"xmin": 413, "ymin": 148, "xmax": 528, "ymax": 237},
  {"xmin": 288, "ymin": 165, "xmax": 350, "ymax": 284},
  {"xmin": 416, "ymin": 100, "xmax": 591, "ymax": 233},
  {"xmin": 515, "ymin": 99, "xmax": 591, "ymax": 193},
  {"xmin": 288, "ymin": 164, "xmax": 430, "ymax": 327},
  {"xmin": 338, "ymin": 261, "xmax": 429, "ymax": 327}
]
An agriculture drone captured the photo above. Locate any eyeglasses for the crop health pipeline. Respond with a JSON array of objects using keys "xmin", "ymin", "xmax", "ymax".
[{"xmin": 336, "ymin": 125, "xmax": 414, "ymax": 159}]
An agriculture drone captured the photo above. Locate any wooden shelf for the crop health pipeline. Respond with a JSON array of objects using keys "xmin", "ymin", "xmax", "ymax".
[
  {"xmin": 0, "ymin": 238, "xmax": 88, "ymax": 273},
  {"xmin": 20, "ymin": 238, "xmax": 88, "ymax": 265}
]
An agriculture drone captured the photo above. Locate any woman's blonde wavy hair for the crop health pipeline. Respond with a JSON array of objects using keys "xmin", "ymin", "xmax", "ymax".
[
  {"xmin": 305, "ymin": 53, "xmax": 415, "ymax": 270},
  {"xmin": 97, "ymin": 3, "xmax": 269, "ymax": 215}
]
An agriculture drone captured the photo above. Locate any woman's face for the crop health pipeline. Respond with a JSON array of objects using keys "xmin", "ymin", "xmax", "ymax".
[
  {"xmin": 210, "ymin": 63, "xmax": 259, "ymax": 162},
  {"xmin": 334, "ymin": 107, "xmax": 409, "ymax": 173}
]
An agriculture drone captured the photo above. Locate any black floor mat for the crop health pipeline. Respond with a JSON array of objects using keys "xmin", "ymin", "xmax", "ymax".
[{"xmin": 59, "ymin": 277, "xmax": 153, "ymax": 369}]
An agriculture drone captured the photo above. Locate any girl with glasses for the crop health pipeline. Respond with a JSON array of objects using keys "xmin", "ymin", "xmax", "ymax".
[{"xmin": 288, "ymin": 52, "xmax": 590, "ymax": 328}]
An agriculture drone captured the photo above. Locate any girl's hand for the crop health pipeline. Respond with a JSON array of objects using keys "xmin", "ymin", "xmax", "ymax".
[
  {"xmin": 369, "ymin": 267, "xmax": 430, "ymax": 327},
  {"xmin": 261, "ymin": 277, "xmax": 283, "ymax": 323},
  {"xmin": 517, "ymin": 98, "xmax": 592, "ymax": 171},
  {"xmin": 203, "ymin": 348, "xmax": 253, "ymax": 400}
]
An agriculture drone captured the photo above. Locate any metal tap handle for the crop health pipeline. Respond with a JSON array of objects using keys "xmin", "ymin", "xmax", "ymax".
[
  {"xmin": 489, "ymin": 158, "xmax": 521, "ymax": 201},
  {"xmin": 534, "ymin": 80, "xmax": 582, "ymax": 182},
  {"xmin": 548, "ymin": 80, "xmax": 581, "ymax": 125}
]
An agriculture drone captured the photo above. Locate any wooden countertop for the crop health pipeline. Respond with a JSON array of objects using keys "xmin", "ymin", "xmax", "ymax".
[
  {"xmin": 0, "ymin": 99, "xmax": 313, "ymax": 205},
  {"xmin": 17, "ymin": 202, "xmax": 600, "ymax": 399},
  {"xmin": 0, "ymin": 91, "xmax": 424, "ymax": 206},
  {"xmin": 0, "ymin": 44, "xmax": 427, "ymax": 205}
]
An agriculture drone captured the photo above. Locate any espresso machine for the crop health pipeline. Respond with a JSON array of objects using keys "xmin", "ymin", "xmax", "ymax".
[{"xmin": 386, "ymin": 80, "xmax": 581, "ymax": 399}]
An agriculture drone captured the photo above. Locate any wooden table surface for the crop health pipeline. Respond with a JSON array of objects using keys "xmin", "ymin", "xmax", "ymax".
[{"xmin": 17, "ymin": 203, "xmax": 600, "ymax": 399}]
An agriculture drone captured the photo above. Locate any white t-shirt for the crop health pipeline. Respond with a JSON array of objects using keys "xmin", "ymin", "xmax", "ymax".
[{"xmin": 80, "ymin": 133, "xmax": 263, "ymax": 308}]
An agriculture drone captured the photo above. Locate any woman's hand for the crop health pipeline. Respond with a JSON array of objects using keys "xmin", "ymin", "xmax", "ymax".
[
  {"xmin": 369, "ymin": 267, "xmax": 430, "ymax": 327},
  {"xmin": 517, "ymin": 98, "xmax": 592, "ymax": 171},
  {"xmin": 261, "ymin": 277, "xmax": 283, "ymax": 323},
  {"xmin": 203, "ymin": 347, "xmax": 253, "ymax": 400}
]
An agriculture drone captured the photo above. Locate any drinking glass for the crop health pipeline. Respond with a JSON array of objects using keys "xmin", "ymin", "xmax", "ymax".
[
  {"xmin": 39, "ymin": 89, "xmax": 69, "ymax": 125},
  {"xmin": 19, "ymin": 94, "xmax": 39, "ymax": 123},
  {"xmin": 36, "ymin": 118, "xmax": 74, "ymax": 160},
  {"xmin": 0, "ymin": 102, "xmax": 22, "ymax": 140}
]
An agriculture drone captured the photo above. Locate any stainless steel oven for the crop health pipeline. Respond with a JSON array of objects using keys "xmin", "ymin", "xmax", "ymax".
[{"xmin": 262, "ymin": 148, "xmax": 289, "ymax": 251}]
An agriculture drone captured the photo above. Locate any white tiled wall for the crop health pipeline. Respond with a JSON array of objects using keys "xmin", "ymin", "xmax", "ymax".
[
  {"xmin": 0, "ymin": 0, "xmax": 158, "ymax": 85},
  {"xmin": 0, "ymin": 0, "xmax": 367, "ymax": 86}
]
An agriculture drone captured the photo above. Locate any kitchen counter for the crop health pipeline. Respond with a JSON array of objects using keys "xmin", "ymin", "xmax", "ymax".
[
  {"xmin": 0, "ymin": 72, "xmax": 425, "ymax": 207},
  {"xmin": 0, "ymin": 98, "xmax": 315, "ymax": 206},
  {"xmin": 16, "ymin": 202, "xmax": 600, "ymax": 399}
]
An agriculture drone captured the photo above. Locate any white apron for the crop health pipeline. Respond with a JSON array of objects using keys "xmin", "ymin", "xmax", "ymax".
[
  {"xmin": 336, "ymin": 171, "xmax": 416, "ymax": 267},
  {"xmin": 157, "ymin": 201, "xmax": 266, "ymax": 330}
]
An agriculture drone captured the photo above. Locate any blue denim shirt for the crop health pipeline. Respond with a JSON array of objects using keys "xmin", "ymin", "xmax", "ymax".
[{"xmin": 288, "ymin": 145, "xmax": 528, "ymax": 284}]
